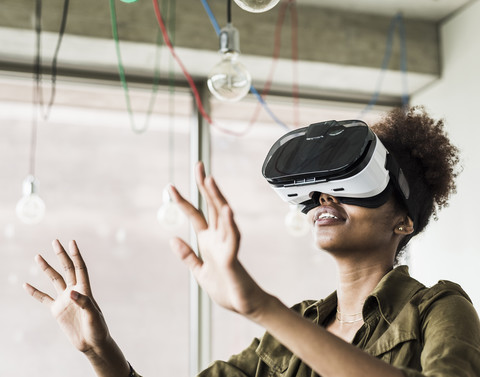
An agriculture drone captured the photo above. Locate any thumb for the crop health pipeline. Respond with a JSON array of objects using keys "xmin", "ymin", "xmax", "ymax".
[
  {"xmin": 70, "ymin": 290, "xmax": 97, "ymax": 312},
  {"xmin": 170, "ymin": 237, "xmax": 203, "ymax": 275}
]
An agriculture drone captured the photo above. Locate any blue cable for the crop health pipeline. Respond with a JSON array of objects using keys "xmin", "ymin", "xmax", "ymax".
[
  {"xmin": 200, "ymin": 0, "xmax": 221, "ymax": 35},
  {"xmin": 397, "ymin": 13, "xmax": 409, "ymax": 107},
  {"xmin": 199, "ymin": 0, "xmax": 290, "ymax": 130},
  {"xmin": 250, "ymin": 86, "xmax": 289, "ymax": 129},
  {"xmin": 360, "ymin": 13, "xmax": 409, "ymax": 116},
  {"xmin": 200, "ymin": 2, "xmax": 409, "ymax": 125}
]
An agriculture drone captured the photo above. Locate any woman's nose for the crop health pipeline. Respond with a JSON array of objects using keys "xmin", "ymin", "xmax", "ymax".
[{"xmin": 319, "ymin": 192, "xmax": 338, "ymax": 204}]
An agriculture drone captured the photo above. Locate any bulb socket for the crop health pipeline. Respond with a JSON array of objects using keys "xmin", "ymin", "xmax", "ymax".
[
  {"xmin": 22, "ymin": 175, "xmax": 39, "ymax": 196},
  {"xmin": 219, "ymin": 23, "xmax": 240, "ymax": 54}
]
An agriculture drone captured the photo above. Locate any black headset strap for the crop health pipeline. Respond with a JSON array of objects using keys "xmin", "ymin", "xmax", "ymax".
[{"xmin": 385, "ymin": 153, "xmax": 417, "ymax": 225}]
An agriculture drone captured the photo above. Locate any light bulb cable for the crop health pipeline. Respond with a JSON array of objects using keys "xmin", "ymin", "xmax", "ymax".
[
  {"xmin": 109, "ymin": 0, "xmax": 164, "ymax": 134},
  {"xmin": 29, "ymin": 0, "xmax": 69, "ymax": 177},
  {"xmin": 33, "ymin": 0, "xmax": 69, "ymax": 122},
  {"xmin": 247, "ymin": 0, "xmax": 300, "ymax": 129},
  {"xmin": 152, "ymin": 0, "xmax": 258, "ymax": 136},
  {"xmin": 200, "ymin": 0, "xmax": 221, "ymax": 35},
  {"xmin": 359, "ymin": 12, "xmax": 409, "ymax": 116},
  {"xmin": 227, "ymin": 0, "xmax": 232, "ymax": 24},
  {"xmin": 200, "ymin": 0, "xmax": 290, "ymax": 131},
  {"xmin": 164, "ymin": 0, "xmax": 176, "ymax": 185}
]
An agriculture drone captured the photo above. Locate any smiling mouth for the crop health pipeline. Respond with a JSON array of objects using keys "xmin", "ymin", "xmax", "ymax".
[
  {"xmin": 313, "ymin": 211, "xmax": 345, "ymax": 225},
  {"xmin": 317, "ymin": 213, "xmax": 338, "ymax": 220}
]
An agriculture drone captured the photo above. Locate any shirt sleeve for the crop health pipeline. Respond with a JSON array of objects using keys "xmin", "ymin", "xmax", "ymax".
[
  {"xmin": 197, "ymin": 338, "xmax": 262, "ymax": 377},
  {"xmin": 128, "ymin": 343, "xmax": 261, "ymax": 377},
  {"xmin": 400, "ymin": 284, "xmax": 480, "ymax": 377}
]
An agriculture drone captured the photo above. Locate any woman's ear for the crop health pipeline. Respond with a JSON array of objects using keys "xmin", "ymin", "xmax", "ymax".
[{"xmin": 394, "ymin": 216, "xmax": 414, "ymax": 235}]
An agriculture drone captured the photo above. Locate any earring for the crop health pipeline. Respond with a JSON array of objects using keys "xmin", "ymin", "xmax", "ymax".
[{"xmin": 398, "ymin": 226, "xmax": 404, "ymax": 231}]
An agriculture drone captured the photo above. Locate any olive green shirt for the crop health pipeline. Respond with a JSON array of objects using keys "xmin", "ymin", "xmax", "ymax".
[{"xmin": 131, "ymin": 266, "xmax": 480, "ymax": 376}]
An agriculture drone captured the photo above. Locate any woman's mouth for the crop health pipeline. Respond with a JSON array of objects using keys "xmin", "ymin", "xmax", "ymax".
[{"xmin": 313, "ymin": 207, "xmax": 346, "ymax": 226}]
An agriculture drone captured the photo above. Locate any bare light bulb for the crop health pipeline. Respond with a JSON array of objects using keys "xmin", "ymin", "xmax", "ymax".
[
  {"xmin": 284, "ymin": 204, "xmax": 310, "ymax": 237},
  {"xmin": 207, "ymin": 24, "xmax": 252, "ymax": 102},
  {"xmin": 233, "ymin": 0, "xmax": 280, "ymax": 13},
  {"xmin": 16, "ymin": 175, "xmax": 46, "ymax": 225},
  {"xmin": 157, "ymin": 186, "xmax": 186, "ymax": 230}
]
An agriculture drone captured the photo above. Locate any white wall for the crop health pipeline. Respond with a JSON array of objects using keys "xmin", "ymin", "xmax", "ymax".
[{"xmin": 410, "ymin": 0, "xmax": 480, "ymax": 309}]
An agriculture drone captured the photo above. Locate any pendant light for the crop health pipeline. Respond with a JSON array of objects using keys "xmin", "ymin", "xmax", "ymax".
[
  {"xmin": 16, "ymin": 175, "xmax": 46, "ymax": 225},
  {"xmin": 207, "ymin": 0, "xmax": 251, "ymax": 102},
  {"xmin": 16, "ymin": 0, "xmax": 68, "ymax": 224},
  {"xmin": 233, "ymin": 0, "xmax": 280, "ymax": 13},
  {"xmin": 284, "ymin": 204, "xmax": 310, "ymax": 237}
]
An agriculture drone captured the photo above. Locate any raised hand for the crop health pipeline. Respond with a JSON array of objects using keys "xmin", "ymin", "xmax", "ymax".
[
  {"xmin": 169, "ymin": 162, "xmax": 270, "ymax": 319},
  {"xmin": 24, "ymin": 240, "xmax": 110, "ymax": 353},
  {"xmin": 24, "ymin": 240, "xmax": 131, "ymax": 377}
]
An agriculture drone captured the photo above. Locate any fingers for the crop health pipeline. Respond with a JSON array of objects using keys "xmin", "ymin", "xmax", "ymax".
[
  {"xmin": 170, "ymin": 237, "xmax": 203, "ymax": 276},
  {"xmin": 35, "ymin": 254, "xmax": 67, "ymax": 293},
  {"xmin": 68, "ymin": 240, "xmax": 90, "ymax": 289},
  {"xmin": 169, "ymin": 185, "xmax": 208, "ymax": 232},
  {"xmin": 26, "ymin": 239, "xmax": 92, "ymax": 298},
  {"xmin": 23, "ymin": 282, "xmax": 54, "ymax": 306},
  {"xmin": 70, "ymin": 290, "xmax": 96, "ymax": 311},
  {"xmin": 195, "ymin": 162, "xmax": 219, "ymax": 228},
  {"xmin": 195, "ymin": 161, "xmax": 230, "ymax": 228},
  {"xmin": 219, "ymin": 205, "xmax": 241, "ymax": 248},
  {"xmin": 170, "ymin": 161, "xmax": 233, "ymax": 232},
  {"xmin": 52, "ymin": 239, "xmax": 77, "ymax": 286},
  {"xmin": 205, "ymin": 176, "xmax": 229, "ymax": 211}
]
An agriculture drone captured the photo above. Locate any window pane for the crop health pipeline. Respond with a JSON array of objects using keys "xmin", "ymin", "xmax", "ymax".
[{"xmin": 0, "ymin": 77, "xmax": 191, "ymax": 377}]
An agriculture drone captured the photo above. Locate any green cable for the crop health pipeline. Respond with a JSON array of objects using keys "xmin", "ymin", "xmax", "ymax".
[
  {"xmin": 160, "ymin": 0, "xmax": 176, "ymax": 184},
  {"xmin": 109, "ymin": 0, "xmax": 163, "ymax": 134}
]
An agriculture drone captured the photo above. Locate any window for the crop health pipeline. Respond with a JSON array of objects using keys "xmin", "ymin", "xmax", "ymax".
[
  {"xmin": 0, "ymin": 76, "xmax": 191, "ymax": 376},
  {"xmin": 0, "ymin": 75, "xmax": 385, "ymax": 376}
]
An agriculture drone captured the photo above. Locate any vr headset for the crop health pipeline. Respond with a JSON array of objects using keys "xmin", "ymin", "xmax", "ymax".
[{"xmin": 262, "ymin": 120, "xmax": 416, "ymax": 224}]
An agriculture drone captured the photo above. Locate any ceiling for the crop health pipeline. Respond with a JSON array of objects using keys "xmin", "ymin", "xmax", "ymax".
[
  {"xmin": 0, "ymin": 0, "xmax": 476, "ymax": 106},
  {"xmin": 297, "ymin": 0, "xmax": 471, "ymax": 21}
]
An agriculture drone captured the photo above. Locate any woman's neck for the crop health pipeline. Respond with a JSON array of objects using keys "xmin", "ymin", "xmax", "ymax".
[{"xmin": 334, "ymin": 260, "xmax": 393, "ymax": 316}]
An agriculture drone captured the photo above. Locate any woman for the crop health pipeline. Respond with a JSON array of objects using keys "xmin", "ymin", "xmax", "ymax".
[{"xmin": 24, "ymin": 106, "xmax": 480, "ymax": 376}]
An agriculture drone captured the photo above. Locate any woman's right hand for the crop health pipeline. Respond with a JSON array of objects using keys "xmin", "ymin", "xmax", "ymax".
[{"xmin": 24, "ymin": 239, "xmax": 110, "ymax": 354}]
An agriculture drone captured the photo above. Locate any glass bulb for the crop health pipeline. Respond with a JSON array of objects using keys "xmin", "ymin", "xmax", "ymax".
[
  {"xmin": 233, "ymin": 0, "xmax": 280, "ymax": 13},
  {"xmin": 157, "ymin": 186, "xmax": 186, "ymax": 230},
  {"xmin": 16, "ymin": 175, "xmax": 46, "ymax": 225},
  {"xmin": 16, "ymin": 194, "xmax": 46, "ymax": 225},
  {"xmin": 284, "ymin": 205, "xmax": 310, "ymax": 237},
  {"xmin": 207, "ymin": 51, "xmax": 252, "ymax": 102}
]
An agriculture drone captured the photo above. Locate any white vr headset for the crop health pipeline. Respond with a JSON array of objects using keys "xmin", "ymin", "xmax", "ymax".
[{"xmin": 262, "ymin": 120, "xmax": 416, "ymax": 224}]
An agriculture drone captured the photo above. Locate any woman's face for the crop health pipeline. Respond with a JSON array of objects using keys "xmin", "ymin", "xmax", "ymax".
[{"xmin": 307, "ymin": 194, "xmax": 402, "ymax": 258}]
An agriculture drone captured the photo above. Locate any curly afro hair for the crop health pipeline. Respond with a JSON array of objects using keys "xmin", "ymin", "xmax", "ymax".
[{"xmin": 371, "ymin": 106, "xmax": 461, "ymax": 254}]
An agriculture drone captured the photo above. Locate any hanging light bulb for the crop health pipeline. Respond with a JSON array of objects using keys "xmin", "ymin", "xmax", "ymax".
[
  {"xmin": 16, "ymin": 175, "xmax": 46, "ymax": 225},
  {"xmin": 207, "ymin": 23, "xmax": 252, "ymax": 102},
  {"xmin": 233, "ymin": 0, "xmax": 280, "ymax": 13},
  {"xmin": 284, "ymin": 204, "xmax": 310, "ymax": 237},
  {"xmin": 157, "ymin": 186, "xmax": 186, "ymax": 230}
]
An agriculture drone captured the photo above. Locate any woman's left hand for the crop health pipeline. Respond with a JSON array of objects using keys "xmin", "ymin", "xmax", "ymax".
[{"xmin": 169, "ymin": 162, "xmax": 270, "ymax": 320}]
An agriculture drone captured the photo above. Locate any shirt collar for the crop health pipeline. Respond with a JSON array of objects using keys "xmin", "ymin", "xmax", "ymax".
[
  {"xmin": 303, "ymin": 292, "xmax": 337, "ymax": 324},
  {"xmin": 366, "ymin": 265, "xmax": 425, "ymax": 324},
  {"xmin": 304, "ymin": 265, "xmax": 425, "ymax": 325}
]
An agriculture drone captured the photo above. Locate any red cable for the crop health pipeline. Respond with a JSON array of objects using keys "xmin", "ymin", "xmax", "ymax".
[
  {"xmin": 247, "ymin": 0, "xmax": 287, "ymax": 127},
  {"xmin": 290, "ymin": 0, "xmax": 299, "ymax": 128},
  {"xmin": 247, "ymin": 0, "xmax": 300, "ymax": 129},
  {"xmin": 152, "ymin": 0, "xmax": 251, "ymax": 137}
]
